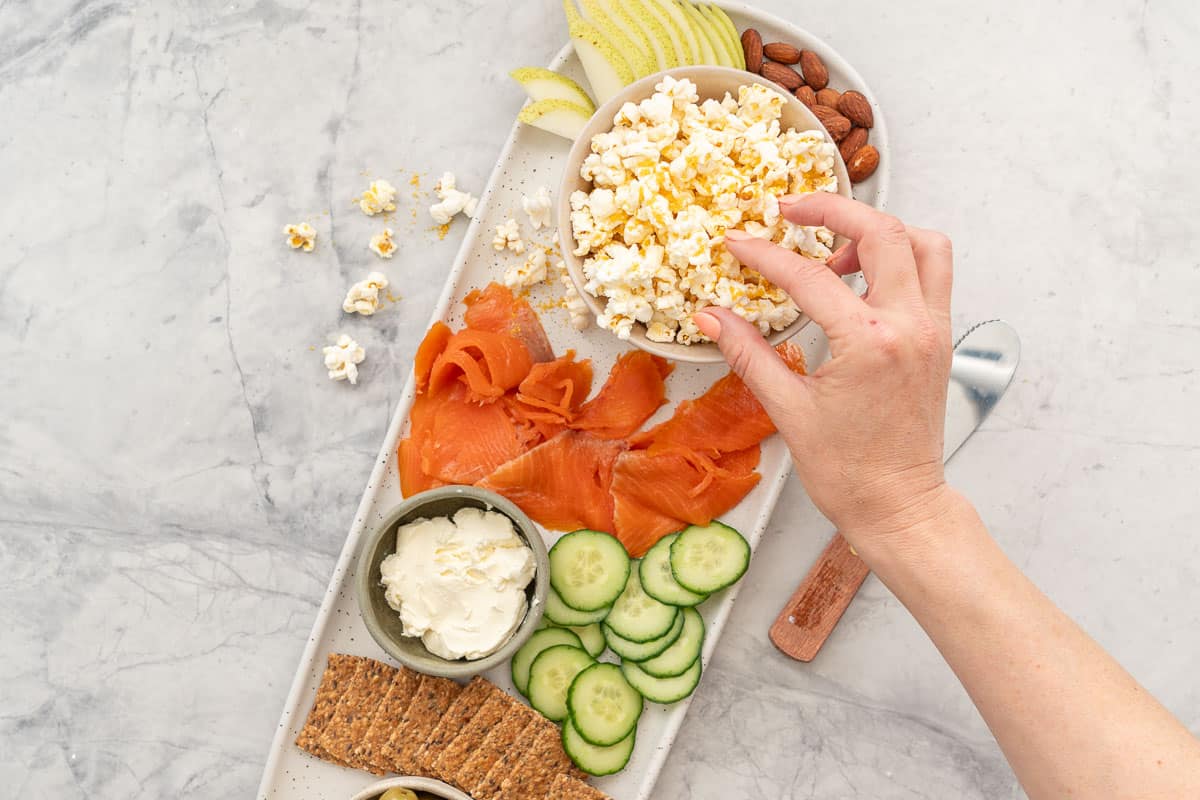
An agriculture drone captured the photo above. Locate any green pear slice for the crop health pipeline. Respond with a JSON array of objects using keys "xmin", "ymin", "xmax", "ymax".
[
  {"xmin": 693, "ymin": 3, "xmax": 736, "ymax": 67},
  {"xmin": 701, "ymin": 4, "xmax": 744, "ymax": 69},
  {"xmin": 646, "ymin": 0, "xmax": 699, "ymax": 64},
  {"xmin": 518, "ymin": 99, "xmax": 594, "ymax": 140},
  {"xmin": 619, "ymin": 0, "xmax": 683, "ymax": 69},
  {"xmin": 564, "ymin": 0, "xmax": 636, "ymax": 103},
  {"xmin": 510, "ymin": 67, "xmax": 597, "ymax": 112},
  {"xmin": 580, "ymin": 0, "xmax": 656, "ymax": 78},
  {"xmin": 636, "ymin": 0, "xmax": 694, "ymax": 65},
  {"xmin": 677, "ymin": 0, "xmax": 720, "ymax": 66}
]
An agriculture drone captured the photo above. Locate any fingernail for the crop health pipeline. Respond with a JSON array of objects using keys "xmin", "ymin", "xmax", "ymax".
[
  {"xmin": 778, "ymin": 195, "xmax": 801, "ymax": 208},
  {"xmin": 692, "ymin": 311, "xmax": 722, "ymax": 339},
  {"xmin": 724, "ymin": 229, "xmax": 750, "ymax": 242}
]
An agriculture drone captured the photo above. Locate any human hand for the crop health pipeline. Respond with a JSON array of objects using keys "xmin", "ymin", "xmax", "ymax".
[{"xmin": 693, "ymin": 193, "xmax": 956, "ymax": 553}]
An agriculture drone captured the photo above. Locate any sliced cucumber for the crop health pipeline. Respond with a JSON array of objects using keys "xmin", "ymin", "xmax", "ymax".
[
  {"xmin": 563, "ymin": 623, "xmax": 606, "ymax": 658},
  {"xmin": 511, "ymin": 627, "xmax": 584, "ymax": 696},
  {"xmin": 604, "ymin": 566, "xmax": 679, "ymax": 643},
  {"xmin": 668, "ymin": 521, "xmax": 750, "ymax": 594},
  {"xmin": 562, "ymin": 717, "xmax": 635, "ymax": 776},
  {"xmin": 638, "ymin": 606, "xmax": 704, "ymax": 678},
  {"xmin": 545, "ymin": 584, "xmax": 610, "ymax": 626},
  {"xmin": 621, "ymin": 657, "xmax": 702, "ymax": 704},
  {"xmin": 567, "ymin": 662, "xmax": 643, "ymax": 746},
  {"xmin": 549, "ymin": 529, "xmax": 631, "ymax": 612},
  {"xmin": 603, "ymin": 611, "xmax": 683, "ymax": 662},
  {"xmin": 640, "ymin": 534, "xmax": 708, "ymax": 607},
  {"xmin": 528, "ymin": 644, "xmax": 595, "ymax": 722}
]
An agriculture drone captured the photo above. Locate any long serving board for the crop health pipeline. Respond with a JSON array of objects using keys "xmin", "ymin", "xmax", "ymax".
[{"xmin": 257, "ymin": 3, "xmax": 888, "ymax": 798}]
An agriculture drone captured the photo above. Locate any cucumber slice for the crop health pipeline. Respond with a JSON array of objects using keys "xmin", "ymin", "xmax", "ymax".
[
  {"xmin": 603, "ymin": 611, "xmax": 683, "ymax": 662},
  {"xmin": 640, "ymin": 534, "xmax": 707, "ymax": 607},
  {"xmin": 549, "ymin": 530, "xmax": 631, "ymax": 612},
  {"xmin": 528, "ymin": 644, "xmax": 595, "ymax": 722},
  {"xmin": 567, "ymin": 662, "xmax": 643, "ymax": 746},
  {"xmin": 564, "ymin": 623, "xmax": 606, "ymax": 658},
  {"xmin": 511, "ymin": 627, "xmax": 584, "ymax": 696},
  {"xmin": 604, "ymin": 566, "xmax": 679, "ymax": 643},
  {"xmin": 545, "ymin": 584, "xmax": 610, "ymax": 626},
  {"xmin": 668, "ymin": 521, "xmax": 750, "ymax": 594},
  {"xmin": 638, "ymin": 606, "xmax": 704, "ymax": 677},
  {"xmin": 562, "ymin": 717, "xmax": 635, "ymax": 776},
  {"xmin": 621, "ymin": 657, "xmax": 702, "ymax": 704}
]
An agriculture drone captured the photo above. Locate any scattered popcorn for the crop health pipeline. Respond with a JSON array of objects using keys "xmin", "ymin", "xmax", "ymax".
[
  {"xmin": 323, "ymin": 334, "xmax": 366, "ymax": 384},
  {"xmin": 369, "ymin": 228, "xmax": 397, "ymax": 259},
  {"xmin": 556, "ymin": 258, "xmax": 592, "ymax": 331},
  {"xmin": 492, "ymin": 218, "xmax": 525, "ymax": 254},
  {"xmin": 342, "ymin": 271, "xmax": 389, "ymax": 316},
  {"xmin": 283, "ymin": 222, "xmax": 317, "ymax": 252},
  {"xmin": 504, "ymin": 248, "xmax": 548, "ymax": 290},
  {"xmin": 429, "ymin": 172, "xmax": 479, "ymax": 225},
  {"xmin": 522, "ymin": 185, "xmax": 553, "ymax": 230},
  {"xmin": 356, "ymin": 179, "xmax": 397, "ymax": 216},
  {"xmin": 569, "ymin": 76, "xmax": 839, "ymax": 343}
]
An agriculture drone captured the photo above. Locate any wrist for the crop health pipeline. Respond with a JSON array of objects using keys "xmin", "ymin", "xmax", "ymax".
[{"xmin": 838, "ymin": 482, "xmax": 971, "ymax": 568}]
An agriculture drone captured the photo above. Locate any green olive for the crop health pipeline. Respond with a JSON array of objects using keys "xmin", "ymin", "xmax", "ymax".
[{"xmin": 377, "ymin": 788, "xmax": 419, "ymax": 800}]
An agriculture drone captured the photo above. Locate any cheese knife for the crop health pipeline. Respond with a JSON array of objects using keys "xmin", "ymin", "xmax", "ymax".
[{"xmin": 768, "ymin": 319, "xmax": 1022, "ymax": 662}]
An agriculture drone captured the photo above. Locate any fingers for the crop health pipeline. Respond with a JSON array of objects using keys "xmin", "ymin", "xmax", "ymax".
[
  {"xmin": 905, "ymin": 227, "xmax": 954, "ymax": 321},
  {"xmin": 724, "ymin": 230, "xmax": 863, "ymax": 336},
  {"xmin": 779, "ymin": 193, "xmax": 921, "ymax": 307},
  {"xmin": 693, "ymin": 308, "xmax": 808, "ymax": 421}
]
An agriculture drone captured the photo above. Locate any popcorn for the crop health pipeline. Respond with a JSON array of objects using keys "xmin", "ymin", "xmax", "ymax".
[
  {"xmin": 569, "ymin": 76, "xmax": 840, "ymax": 343},
  {"xmin": 356, "ymin": 180, "xmax": 397, "ymax": 216},
  {"xmin": 555, "ymin": 259, "xmax": 591, "ymax": 331},
  {"xmin": 323, "ymin": 334, "xmax": 365, "ymax": 384},
  {"xmin": 504, "ymin": 248, "xmax": 548, "ymax": 290},
  {"xmin": 492, "ymin": 218, "xmax": 525, "ymax": 254},
  {"xmin": 342, "ymin": 271, "xmax": 389, "ymax": 316},
  {"xmin": 283, "ymin": 222, "xmax": 317, "ymax": 252},
  {"xmin": 429, "ymin": 171, "xmax": 479, "ymax": 224},
  {"xmin": 522, "ymin": 186, "xmax": 553, "ymax": 230},
  {"xmin": 369, "ymin": 228, "xmax": 396, "ymax": 259}
]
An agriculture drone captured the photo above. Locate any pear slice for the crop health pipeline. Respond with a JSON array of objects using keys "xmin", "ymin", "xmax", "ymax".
[
  {"xmin": 701, "ymin": 4, "xmax": 744, "ymax": 69},
  {"xmin": 635, "ymin": 0, "xmax": 694, "ymax": 65},
  {"xmin": 563, "ymin": 0, "xmax": 636, "ymax": 104},
  {"xmin": 580, "ymin": 0, "xmax": 656, "ymax": 78},
  {"xmin": 589, "ymin": 0, "xmax": 655, "ymax": 63},
  {"xmin": 619, "ymin": 0, "xmax": 682, "ymax": 69},
  {"xmin": 677, "ymin": 1, "xmax": 719, "ymax": 66},
  {"xmin": 646, "ymin": 0, "xmax": 699, "ymax": 64},
  {"xmin": 692, "ymin": 3, "xmax": 736, "ymax": 67},
  {"xmin": 510, "ymin": 67, "xmax": 596, "ymax": 112},
  {"xmin": 518, "ymin": 98, "xmax": 594, "ymax": 140}
]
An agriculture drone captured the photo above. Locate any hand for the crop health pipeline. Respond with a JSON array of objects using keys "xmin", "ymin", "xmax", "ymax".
[{"xmin": 693, "ymin": 193, "xmax": 956, "ymax": 553}]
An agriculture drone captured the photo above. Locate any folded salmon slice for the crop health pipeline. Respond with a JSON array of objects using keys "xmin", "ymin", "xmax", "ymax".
[
  {"xmin": 463, "ymin": 283, "xmax": 555, "ymax": 364},
  {"xmin": 569, "ymin": 352, "xmax": 674, "ymax": 440},
  {"xmin": 478, "ymin": 431, "xmax": 625, "ymax": 533},
  {"xmin": 513, "ymin": 351, "xmax": 594, "ymax": 424},
  {"xmin": 427, "ymin": 329, "xmax": 533, "ymax": 402},
  {"xmin": 413, "ymin": 322, "xmax": 453, "ymax": 393}
]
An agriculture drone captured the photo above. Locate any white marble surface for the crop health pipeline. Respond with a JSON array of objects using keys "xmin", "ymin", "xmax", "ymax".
[{"xmin": 3, "ymin": 0, "xmax": 1199, "ymax": 797}]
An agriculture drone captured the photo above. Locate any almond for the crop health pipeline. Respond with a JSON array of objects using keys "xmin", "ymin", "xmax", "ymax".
[
  {"xmin": 763, "ymin": 42, "xmax": 802, "ymax": 64},
  {"xmin": 741, "ymin": 28, "xmax": 764, "ymax": 74},
  {"xmin": 799, "ymin": 49, "xmax": 829, "ymax": 90},
  {"xmin": 847, "ymin": 144, "xmax": 880, "ymax": 182},
  {"xmin": 839, "ymin": 127, "xmax": 869, "ymax": 163},
  {"xmin": 816, "ymin": 88, "xmax": 841, "ymax": 109},
  {"xmin": 761, "ymin": 62, "xmax": 803, "ymax": 91},
  {"xmin": 812, "ymin": 105, "xmax": 852, "ymax": 141},
  {"xmin": 794, "ymin": 85, "xmax": 817, "ymax": 108},
  {"xmin": 837, "ymin": 90, "xmax": 874, "ymax": 128}
]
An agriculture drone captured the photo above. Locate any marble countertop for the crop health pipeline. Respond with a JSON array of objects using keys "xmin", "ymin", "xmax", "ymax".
[{"xmin": 4, "ymin": 0, "xmax": 1198, "ymax": 797}]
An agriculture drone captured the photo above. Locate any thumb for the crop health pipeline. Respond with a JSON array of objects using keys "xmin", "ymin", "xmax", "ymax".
[{"xmin": 692, "ymin": 307, "xmax": 807, "ymax": 420}]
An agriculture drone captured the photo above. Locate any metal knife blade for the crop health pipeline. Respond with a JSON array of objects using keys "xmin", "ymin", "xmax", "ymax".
[{"xmin": 768, "ymin": 320, "xmax": 1022, "ymax": 662}]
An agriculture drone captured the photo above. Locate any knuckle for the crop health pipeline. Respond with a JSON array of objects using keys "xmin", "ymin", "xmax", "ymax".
[{"xmin": 873, "ymin": 215, "xmax": 909, "ymax": 246}]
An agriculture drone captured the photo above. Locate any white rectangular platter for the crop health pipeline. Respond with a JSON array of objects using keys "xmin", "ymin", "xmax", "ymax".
[{"xmin": 257, "ymin": 3, "xmax": 885, "ymax": 798}]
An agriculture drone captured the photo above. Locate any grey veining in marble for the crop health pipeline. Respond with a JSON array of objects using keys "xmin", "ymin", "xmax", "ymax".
[{"xmin": 3, "ymin": 0, "xmax": 1199, "ymax": 797}]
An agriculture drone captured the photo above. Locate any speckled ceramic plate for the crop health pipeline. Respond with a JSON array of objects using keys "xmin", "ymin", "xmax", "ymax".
[{"xmin": 256, "ymin": 4, "xmax": 887, "ymax": 799}]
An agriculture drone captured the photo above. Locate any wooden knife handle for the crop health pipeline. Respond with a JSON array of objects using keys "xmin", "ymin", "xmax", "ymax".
[{"xmin": 768, "ymin": 533, "xmax": 871, "ymax": 662}]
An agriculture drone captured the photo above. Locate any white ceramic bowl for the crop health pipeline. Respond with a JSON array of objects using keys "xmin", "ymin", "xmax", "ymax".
[
  {"xmin": 350, "ymin": 775, "xmax": 472, "ymax": 800},
  {"xmin": 556, "ymin": 65, "xmax": 853, "ymax": 364}
]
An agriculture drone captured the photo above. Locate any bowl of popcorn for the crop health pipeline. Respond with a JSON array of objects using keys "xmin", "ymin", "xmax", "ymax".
[{"xmin": 557, "ymin": 66, "xmax": 852, "ymax": 363}]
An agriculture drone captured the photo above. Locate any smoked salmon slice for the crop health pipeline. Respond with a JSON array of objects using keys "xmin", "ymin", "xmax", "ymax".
[
  {"xmin": 463, "ymin": 283, "xmax": 555, "ymax": 363},
  {"xmin": 420, "ymin": 385, "xmax": 527, "ymax": 485},
  {"xmin": 413, "ymin": 321, "xmax": 453, "ymax": 393},
  {"xmin": 513, "ymin": 351, "xmax": 594, "ymax": 424},
  {"xmin": 427, "ymin": 329, "xmax": 533, "ymax": 402},
  {"xmin": 478, "ymin": 431, "xmax": 625, "ymax": 533},
  {"xmin": 569, "ymin": 352, "xmax": 674, "ymax": 440}
]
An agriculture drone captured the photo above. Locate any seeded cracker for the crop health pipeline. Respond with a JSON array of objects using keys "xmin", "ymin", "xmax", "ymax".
[
  {"xmin": 456, "ymin": 702, "xmax": 539, "ymax": 795},
  {"xmin": 294, "ymin": 654, "xmax": 362, "ymax": 763},
  {"xmin": 548, "ymin": 773, "xmax": 614, "ymax": 800},
  {"xmin": 381, "ymin": 674, "xmax": 462, "ymax": 774},
  {"xmin": 413, "ymin": 676, "xmax": 498, "ymax": 776},
  {"xmin": 497, "ymin": 724, "xmax": 586, "ymax": 800},
  {"xmin": 351, "ymin": 665, "xmax": 421, "ymax": 773},
  {"xmin": 431, "ymin": 692, "xmax": 517, "ymax": 786},
  {"xmin": 471, "ymin": 711, "xmax": 557, "ymax": 800},
  {"xmin": 317, "ymin": 657, "xmax": 396, "ymax": 770}
]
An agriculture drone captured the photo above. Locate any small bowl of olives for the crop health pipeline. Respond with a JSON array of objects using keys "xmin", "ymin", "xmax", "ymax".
[{"xmin": 350, "ymin": 777, "xmax": 472, "ymax": 800}]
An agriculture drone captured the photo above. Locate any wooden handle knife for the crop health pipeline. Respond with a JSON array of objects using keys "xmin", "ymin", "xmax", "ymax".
[{"xmin": 768, "ymin": 533, "xmax": 869, "ymax": 661}]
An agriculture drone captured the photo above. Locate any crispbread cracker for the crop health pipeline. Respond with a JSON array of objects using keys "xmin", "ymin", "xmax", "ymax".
[
  {"xmin": 294, "ymin": 653, "xmax": 362, "ymax": 762},
  {"xmin": 350, "ymin": 665, "xmax": 420, "ymax": 773},
  {"xmin": 548, "ymin": 773, "xmax": 613, "ymax": 800},
  {"xmin": 317, "ymin": 657, "xmax": 396, "ymax": 772},
  {"xmin": 382, "ymin": 674, "xmax": 462, "ymax": 774},
  {"xmin": 413, "ymin": 676, "xmax": 498, "ymax": 776},
  {"xmin": 431, "ymin": 692, "xmax": 517, "ymax": 786},
  {"xmin": 472, "ymin": 712, "xmax": 557, "ymax": 800},
  {"xmin": 457, "ymin": 702, "xmax": 539, "ymax": 796},
  {"xmin": 497, "ymin": 724, "xmax": 586, "ymax": 800}
]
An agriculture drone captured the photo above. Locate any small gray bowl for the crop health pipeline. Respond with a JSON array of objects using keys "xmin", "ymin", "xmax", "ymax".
[
  {"xmin": 355, "ymin": 485, "xmax": 549, "ymax": 680},
  {"xmin": 350, "ymin": 775, "xmax": 472, "ymax": 800}
]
